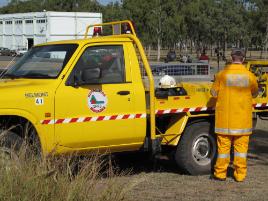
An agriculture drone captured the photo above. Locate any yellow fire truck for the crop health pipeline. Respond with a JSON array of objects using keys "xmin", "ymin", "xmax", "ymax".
[{"xmin": 0, "ymin": 21, "xmax": 267, "ymax": 175}]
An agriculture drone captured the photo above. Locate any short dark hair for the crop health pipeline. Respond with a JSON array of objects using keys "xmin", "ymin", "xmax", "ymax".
[
  {"xmin": 231, "ymin": 49, "xmax": 245, "ymax": 57},
  {"xmin": 231, "ymin": 48, "xmax": 245, "ymax": 62}
]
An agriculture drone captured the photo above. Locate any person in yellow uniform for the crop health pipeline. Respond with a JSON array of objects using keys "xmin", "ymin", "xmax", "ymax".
[{"xmin": 211, "ymin": 49, "xmax": 258, "ymax": 182}]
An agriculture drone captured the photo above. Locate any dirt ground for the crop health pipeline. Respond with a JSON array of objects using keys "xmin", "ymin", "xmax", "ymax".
[{"xmin": 113, "ymin": 119, "xmax": 268, "ymax": 201}]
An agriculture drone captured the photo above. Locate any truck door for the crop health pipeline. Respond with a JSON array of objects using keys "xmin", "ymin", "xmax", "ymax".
[{"xmin": 54, "ymin": 43, "xmax": 146, "ymax": 150}]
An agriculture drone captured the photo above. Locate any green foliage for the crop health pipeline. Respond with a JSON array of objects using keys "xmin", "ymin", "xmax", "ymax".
[
  {"xmin": 0, "ymin": 0, "xmax": 102, "ymax": 13},
  {"xmin": 0, "ymin": 0, "xmax": 268, "ymax": 51}
]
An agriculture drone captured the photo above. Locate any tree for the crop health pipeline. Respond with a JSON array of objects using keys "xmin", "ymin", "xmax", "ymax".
[
  {"xmin": 0, "ymin": 0, "xmax": 102, "ymax": 13},
  {"xmin": 0, "ymin": 0, "xmax": 266, "ymax": 60},
  {"xmin": 102, "ymin": 1, "xmax": 125, "ymax": 22},
  {"xmin": 122, "ymin": 0, "xmax": 186, "ymax": 61},
  {"xmin": 251, "ymin": 0, "xmax": 268, "ymax": 56}
]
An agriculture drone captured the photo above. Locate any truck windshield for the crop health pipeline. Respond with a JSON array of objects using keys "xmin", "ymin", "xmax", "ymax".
[{"xmin": 2, "ymin": 44, "xmax": 78, "ymax": 79}]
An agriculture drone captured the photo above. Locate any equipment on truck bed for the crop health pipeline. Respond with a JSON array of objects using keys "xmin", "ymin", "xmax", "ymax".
[{"xmin": 155, "ymin": 75, "xmax": 187, "ymax": 98}]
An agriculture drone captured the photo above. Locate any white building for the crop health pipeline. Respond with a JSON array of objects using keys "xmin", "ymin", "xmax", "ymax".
[{"xmin": 0, "ymin": 11, "xmax": 102, "ymax": 50}]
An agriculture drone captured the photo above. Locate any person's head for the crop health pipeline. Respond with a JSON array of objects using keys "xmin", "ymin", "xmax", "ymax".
[{"xmin": 231, "ymin": 49, "xmax": 245, "ymax": 63}]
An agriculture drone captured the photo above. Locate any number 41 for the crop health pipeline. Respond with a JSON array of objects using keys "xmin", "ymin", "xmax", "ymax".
[{"xmin": 35, "ymin": 98, "xmax": 44, "ymax": 105}]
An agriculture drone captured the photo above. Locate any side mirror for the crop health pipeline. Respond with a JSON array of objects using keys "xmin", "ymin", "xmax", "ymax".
[
  {"xmin": 77, "ymin": 68, "xmax": 101, "ymax": 85},
  {"xmin": 67, "ymin": 67, "xmax": 101, "ymax": 87}
]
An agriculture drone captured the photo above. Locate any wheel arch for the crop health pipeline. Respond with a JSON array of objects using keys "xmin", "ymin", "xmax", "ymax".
[
  {"xmin": 0, "ymin": 110, "xmax": 44, "ymax": 152},
  {"xmin": 186, "ymin": 116, "xmax": 214, "ymax": 128},
  {"xmin": 161, "ymin": 114, "xmax": 214, "ymax": 146}
]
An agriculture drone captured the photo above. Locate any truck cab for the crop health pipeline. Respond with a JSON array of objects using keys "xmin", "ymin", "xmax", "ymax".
[{"xmin": 0, "ymin": 35, "xmax": 147, "ymax": 154}]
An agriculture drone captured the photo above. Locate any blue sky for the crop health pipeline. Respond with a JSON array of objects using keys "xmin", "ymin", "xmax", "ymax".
[
  {"xmin": 0, "ymin": 0, "xmax": 117, "ymax": 7},
  {"xmin": 0, "ymin": 0, "xmax": 7, "ymax": 7}
]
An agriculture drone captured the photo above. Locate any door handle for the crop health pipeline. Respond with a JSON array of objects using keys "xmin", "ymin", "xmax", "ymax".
[{"xmin": 117, "ymin": 91, "xmax": 130, "ymax": 95}]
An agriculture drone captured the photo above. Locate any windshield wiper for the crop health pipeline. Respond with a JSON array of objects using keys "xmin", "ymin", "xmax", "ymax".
[
  {"xmin": 21, "ymin": 73, "xmax": 54, "ymax": 78},
  {"xmin": 1, "ymin": 72, "xmax": 54, "ymax": 79},
  {"xmin": 1, "ymin": 73, "xmax": 22, "ymax": 79}
]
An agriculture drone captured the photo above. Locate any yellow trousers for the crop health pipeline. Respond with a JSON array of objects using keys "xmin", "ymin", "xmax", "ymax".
[{"xmin": 214, "ymin": 134, "xmax": 250, "ymax": 181}]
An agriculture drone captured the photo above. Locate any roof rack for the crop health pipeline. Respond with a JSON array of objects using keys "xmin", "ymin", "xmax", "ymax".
[{"xmin": 84, "ymin": 20, "xmax": 137, "ymax": 39}]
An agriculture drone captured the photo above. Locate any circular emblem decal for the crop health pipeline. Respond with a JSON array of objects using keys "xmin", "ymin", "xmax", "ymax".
[{"xmin": 88, "ymin": 89, "xmax": 108, "ymax": 113}]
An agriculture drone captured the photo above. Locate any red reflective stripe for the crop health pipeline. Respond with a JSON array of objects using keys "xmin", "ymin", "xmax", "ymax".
[
  {"xmin": 55, "ymin": 119, "xmax": 64, "ymax": 124},
  {"xmin": 170, "ymin": 109, "xmax": 178, "ymax": 113},
  {"xmin": 84, "ymin": 117, "xmax": 92, "ymax": 122},
  {"xmin": 97, "ymin": 116, "xmax": 105, "ymax": 121},
  {"xmin": 123, "ymin": 114, "xmax": 130, "ymax": 119},
  {"xmin": 70, "ymin": 118, "xmax": 78, "ymax": 123},
  {"xmin": 157, "ymin": 110, "xmax": 164, "ymax": 115},
  {"xmin": 41, "ymin": 113, "xmax": 147, "ymax": 125},
  {"xmin": 183, "ymin": 108, "xmax": 189, "ymax": 112},
  {"xmin": 110, "ymin": 115, "xmax": 117, "ymax": 120},
  {"xmin": 42, "ymin": 120, "xmax": 51, "ymax": 124},
  {"xmin": 135, "ymin": 114, "xmax": 142, "ymax": 118},
  {"xmin": 195, "ymin": 107, "xmax": 202, "ymax": 112}
]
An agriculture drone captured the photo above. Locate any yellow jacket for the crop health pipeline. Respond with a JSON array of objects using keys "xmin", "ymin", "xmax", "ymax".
[{"xmin": 211, "ymin": 63, "xmax": 258, "ymax": 135}]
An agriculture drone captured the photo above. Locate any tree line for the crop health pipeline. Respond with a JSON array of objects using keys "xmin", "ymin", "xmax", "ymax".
[{"xmin": 1, "ymin": 0, "xmax": 268, "ymax": 60}]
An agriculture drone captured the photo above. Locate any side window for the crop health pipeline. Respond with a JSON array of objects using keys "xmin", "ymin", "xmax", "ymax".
[{"xmin": 74, "ymin": 45, "xmax": 125, "ymax": 84}]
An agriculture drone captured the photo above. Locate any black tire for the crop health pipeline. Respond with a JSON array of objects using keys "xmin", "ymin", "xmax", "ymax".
[
  {"xmin": 0, "ymin": 128, "xmax": 41, "ymax": 158},
  {"xmin": 0, "ymin": 130, "xmax": 24, "ymax": 161},
  {"xmin": 175, "ymin": 121, "xmax": 216, "ymax": 175},
  {"xmin": 0, "ymin": 130, "xmax": 23, "ymax": 150}
]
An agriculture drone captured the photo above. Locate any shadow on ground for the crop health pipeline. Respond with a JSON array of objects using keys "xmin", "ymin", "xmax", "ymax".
[
  {"xmin": 111, "ymin": 128, "xmax": 268, "ymax": 175},
  {"xmin": 248, "ymin": 129, "xmax": 268, "ymax": 166},
  {"xmin": 112, "ymin": 151, "xmax": 182, "ymax": 175}
]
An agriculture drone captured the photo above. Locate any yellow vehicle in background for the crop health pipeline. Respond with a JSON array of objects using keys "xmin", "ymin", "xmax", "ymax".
[{"xmin": 0, "ymin": 21, "xmax": 268, "ymax": 175}]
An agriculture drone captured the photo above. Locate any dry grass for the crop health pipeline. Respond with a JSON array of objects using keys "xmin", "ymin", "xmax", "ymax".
[
  {"xmin": 0, "ymin": 122, "xmax": 267, "ymax": 201},
  {"xmin": 0, "ymin": 140, "xmax": 140, "ymax": 201}
]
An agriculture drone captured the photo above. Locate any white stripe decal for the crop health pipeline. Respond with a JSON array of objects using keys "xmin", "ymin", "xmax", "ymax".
[
  {"xmin": 49, "ymin": 119, "xmax": 56, "ymax": 124},
  {"xmin": 91, "ymin": 117, "xmax": 98, "ymax": 121},
  {"xmin": 77, "ymin": 117, "xmax": 85, "ymax": 122},
  {"xmin": 163, "ymin": 109, "xmax": 171, "ymax": 114},
  {"xmin": 177, "ymin": 109, "xmax": 183, "ymax": 113},
  {"xmin": 41, "ymin": 113, "xmax": 147, "ymax": 125},
  {"xmin": 201, "ymin": 107, "xmax": 207, "ymax": 111},
  {"xmin": 63, "ymin": 118, "xmax": 71, "ymax": 124},
  {"xmin": 215, "ymin": 128, "xmax": 252, "ymax": 134},
  {"xmin": 234, "ymin": 152, "xmax": 247, "ymax": 158},
  {"xmin": 217, "ymin": 153, "xmax": 230, "ymax": 159},
  {"xmin": 155, "ymin": 103, "xmax": 268, "ymax": 115},
  {"xmin": 116, "ymin": 114, "xmax": 124, "ymax": 120},
  {"xmin": 189, "ymin": 108, "xmax": 196, "ymax": 112},
  {"xmin": 141, "ymin": 114, "xmax": 147, "ymax": 118},
  {"xmin": 129, "ymin": 114, "xmax": 135, "ymax": 119},
  {"xmin": 104, "ymin": 116, "xmax": 111, "ymax": 121}
]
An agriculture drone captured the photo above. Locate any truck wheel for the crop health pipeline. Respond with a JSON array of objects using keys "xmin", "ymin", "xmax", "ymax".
[
  {"xmin": 0, "ymin": 129, "xmax": 41, "ymax": 159},
  {"xmin": 175, "ymin": 122, "xmax": 216, "ymax": 175},
  {"xmin": 0, "ymin": 130, "xmax": 23, "ymax": 161}
]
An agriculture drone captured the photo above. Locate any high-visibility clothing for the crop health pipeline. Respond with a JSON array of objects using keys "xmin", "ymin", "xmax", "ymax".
[
  {"xmin": 214, "ymin": 135, "xmax": 249, "ymax": 181},
  {"xmin": 211, "ymin": 63, "xmax": 258, "ymax": 135}
]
